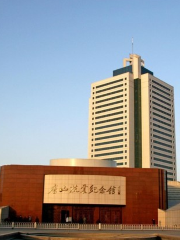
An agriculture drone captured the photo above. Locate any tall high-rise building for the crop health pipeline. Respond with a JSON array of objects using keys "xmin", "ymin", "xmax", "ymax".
[{"xmin": 88, "ymin": 54, "xmax": 176, "ymax": 181}]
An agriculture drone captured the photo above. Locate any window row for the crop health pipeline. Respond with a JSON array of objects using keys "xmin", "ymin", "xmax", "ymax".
[
  {"xmin": 153, "ymin": 146, "xmax": 172, "ymax": 154},
  {"xmin": 96, "ymin": 89, "xmax": 123, "ymax": 99},
  {"xmin": 152, "ymin": 85, "xmax": 171, "ymax": 96},
  {"xmin": 152, "ymin": 107, "xmax": 171, "ymax": 117},
  {"xmin": 95, "ymin": 122, "xmax": 123, "ymax": 130},
  {"xmin": 154, "ymin": 157, "xmax": 173, "ymax": 165},
  {"xmin": 152, "ymin": 101, "xmax": 171, "ymax": 112},
  {"xmin": 117, "ymin": 162, "xmax": 127, "ymax": 166},
  {"xmin": 95, "ymin": 117, "xmax": 123, "ymax": 125},
  {"xmin": 153, "ymin": 134, "xmax": 172, "ymax": 143},
  {"xmin": 152, "ymin": 96, "xmax": 171, "ymax": 107},
  {"xmin": 153, "ymin": 112, "xmax": 171, "ymax": 122},
  {"xmin": 104, "ymin": 156, "xmax": 123, "ymax": 160},
  {"xmin": 152, "ymin": 80, "xmax": 171, "ymax": 92},
  {"xmin": 96, "ymin": 84, "xmax": 123, "ymax": 94},
  {"xmin": 96, "ymin": 78, "xmax": 123, "ymax": 89},
  {"xmin": 154, "ymin": 163, "xmax": 173, "ymax": 170},
  {"xmin": 153, "ymin": 140, "xmax": 172, "ymax": 148},
  {"xmin": 153, "ymin": 151, "xmax": 172, "ymax": 159},
  {"xmin": 95, "ymin": 139, "xmax": 123, "ymax": 146},
  {"xmin": 94, "ymin": 133, "xmax": 123, "ymax": 141},
  {"xmin": 94, "ymin": 145, "xmax": 123, "ymax": 152},
  {"xmin": 94, "ymin": 128, "xmax": 123, "ymax": 135},
  {"xmin": 95, "ymin": 111, "xmax": 123, "ymax": 119},
  {"xmin": 152, "ymin": 90, "xmax": 171, "ymax": 101},
  {"xmin": 153, "ymin": 118, "xmax": 171, "ymax": 127},
  {"xmin": 153, "ymin": 129, "xmax": 172, "ymax": 138},
  {"xmin": 96, "ymin": 95, "xmax": 123, "ymax": 104},
  {"xmin": 95, "ymin": 105, "xmax": 123, "ymax": 114},
  {"xmin": 94, "ymin": 151, "xmax": 123, "ymax": 157},
  {"xmin": 153, "ymin": 123, "xmax": 172, "ymax": 133},
  {"xmin": 168, "ymin": 177, "xmax": 174, "ymax": 181},
  {"xmin": 96, "ymin": 100, "xmax": 123, "ymax": 109}
]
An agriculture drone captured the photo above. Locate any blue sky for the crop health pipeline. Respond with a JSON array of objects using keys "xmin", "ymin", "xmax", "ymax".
[{"xmin": 0, "ymin": 1, "xmax": 179, "ymax": 179}]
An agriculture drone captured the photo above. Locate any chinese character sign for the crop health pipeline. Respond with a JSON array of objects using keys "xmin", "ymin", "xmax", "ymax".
[{"xmin": 44, "ymin": 175, "xmax": 126, "ymax": 205}]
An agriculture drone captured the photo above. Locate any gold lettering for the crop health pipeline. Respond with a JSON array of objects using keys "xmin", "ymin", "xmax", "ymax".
[
  {"xmin": 99, "ymin": 186, "xmax": 106, "ymax": 194},
  {"xmin": 48, "ymin": 184, "xmax": 58, "ymax": 194}
]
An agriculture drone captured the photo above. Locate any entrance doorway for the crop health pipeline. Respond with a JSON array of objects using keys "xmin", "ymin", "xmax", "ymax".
[
  {"xmin": 73, "ymin": 206, "xmax": 94, "ymax": 223},
  {"xmin": 99, "ymin": 207, "xmax": 122, "ymax": 223},
  {"xmin": 61, "ymin": 210, "xmax": 69, "ymax": 223}
]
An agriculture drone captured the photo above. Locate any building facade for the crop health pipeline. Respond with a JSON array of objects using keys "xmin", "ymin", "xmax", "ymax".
[
  {"xmin": 88, "ymin": 54, "xmax": 176, "ymax": 181},
  {"xmin": 0, "ymin": 163, "xmax": 167, "ymax": 224}
]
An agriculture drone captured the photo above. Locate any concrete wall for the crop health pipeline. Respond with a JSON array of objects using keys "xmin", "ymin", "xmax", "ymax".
[{"xmin": 0, "ymin": 206, "xmax": 9, "ymax": 222}]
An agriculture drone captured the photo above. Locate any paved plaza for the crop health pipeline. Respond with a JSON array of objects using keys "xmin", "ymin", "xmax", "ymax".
[{"xmin": 1, "ymin": 229, "xmax": 180, "ymax": 239}]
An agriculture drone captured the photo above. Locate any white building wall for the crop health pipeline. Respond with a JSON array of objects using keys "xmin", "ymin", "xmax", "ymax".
[
  {"xmin": 158, "ymin": 204, "xmax": 180, "ymax": 227},
  {"xmin": 141, "ymin": 73, "xmax": 176, "ymax": 180},
  {"xmin": 0, "ymin": 206, "xmax": 9, "ymax": 222},
  {"xmin": 149, "ymin": 76, "xmax": 176, "ymax": 181},
  {"xmin": 88, "ymin": 72, "xmax": 134, "ymax": 167}
]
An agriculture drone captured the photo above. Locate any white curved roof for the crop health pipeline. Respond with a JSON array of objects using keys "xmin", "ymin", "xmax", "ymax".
[{"xmin": 50, "ymin": 158, "xmax": 116, "ymax": 167}]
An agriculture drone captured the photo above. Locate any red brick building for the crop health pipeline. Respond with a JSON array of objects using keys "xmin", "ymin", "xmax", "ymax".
[{"xmin": 0, "ymin": 165, "xmax": 167, "ymax": 224}]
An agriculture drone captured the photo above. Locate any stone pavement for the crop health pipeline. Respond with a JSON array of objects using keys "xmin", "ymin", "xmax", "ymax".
[{"xmin": 1, "ymin": 229, "xmax": 180, "ymax": 239}]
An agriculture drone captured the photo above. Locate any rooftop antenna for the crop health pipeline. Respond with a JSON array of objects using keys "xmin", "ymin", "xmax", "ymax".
[{"xmin": 132, "ymin": 37, "xmax": 133, "ymax": 54}]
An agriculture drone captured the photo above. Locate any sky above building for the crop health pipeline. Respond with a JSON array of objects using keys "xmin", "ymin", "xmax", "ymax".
[{"xmin": 0, "ymin": 1, "xmax": 180, "ymax": 179}]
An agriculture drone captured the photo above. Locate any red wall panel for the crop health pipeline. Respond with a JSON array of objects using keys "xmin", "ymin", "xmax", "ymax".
[{"xmin": 0, "ymin": 165, "xmax": 167, "ymax": 224}]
